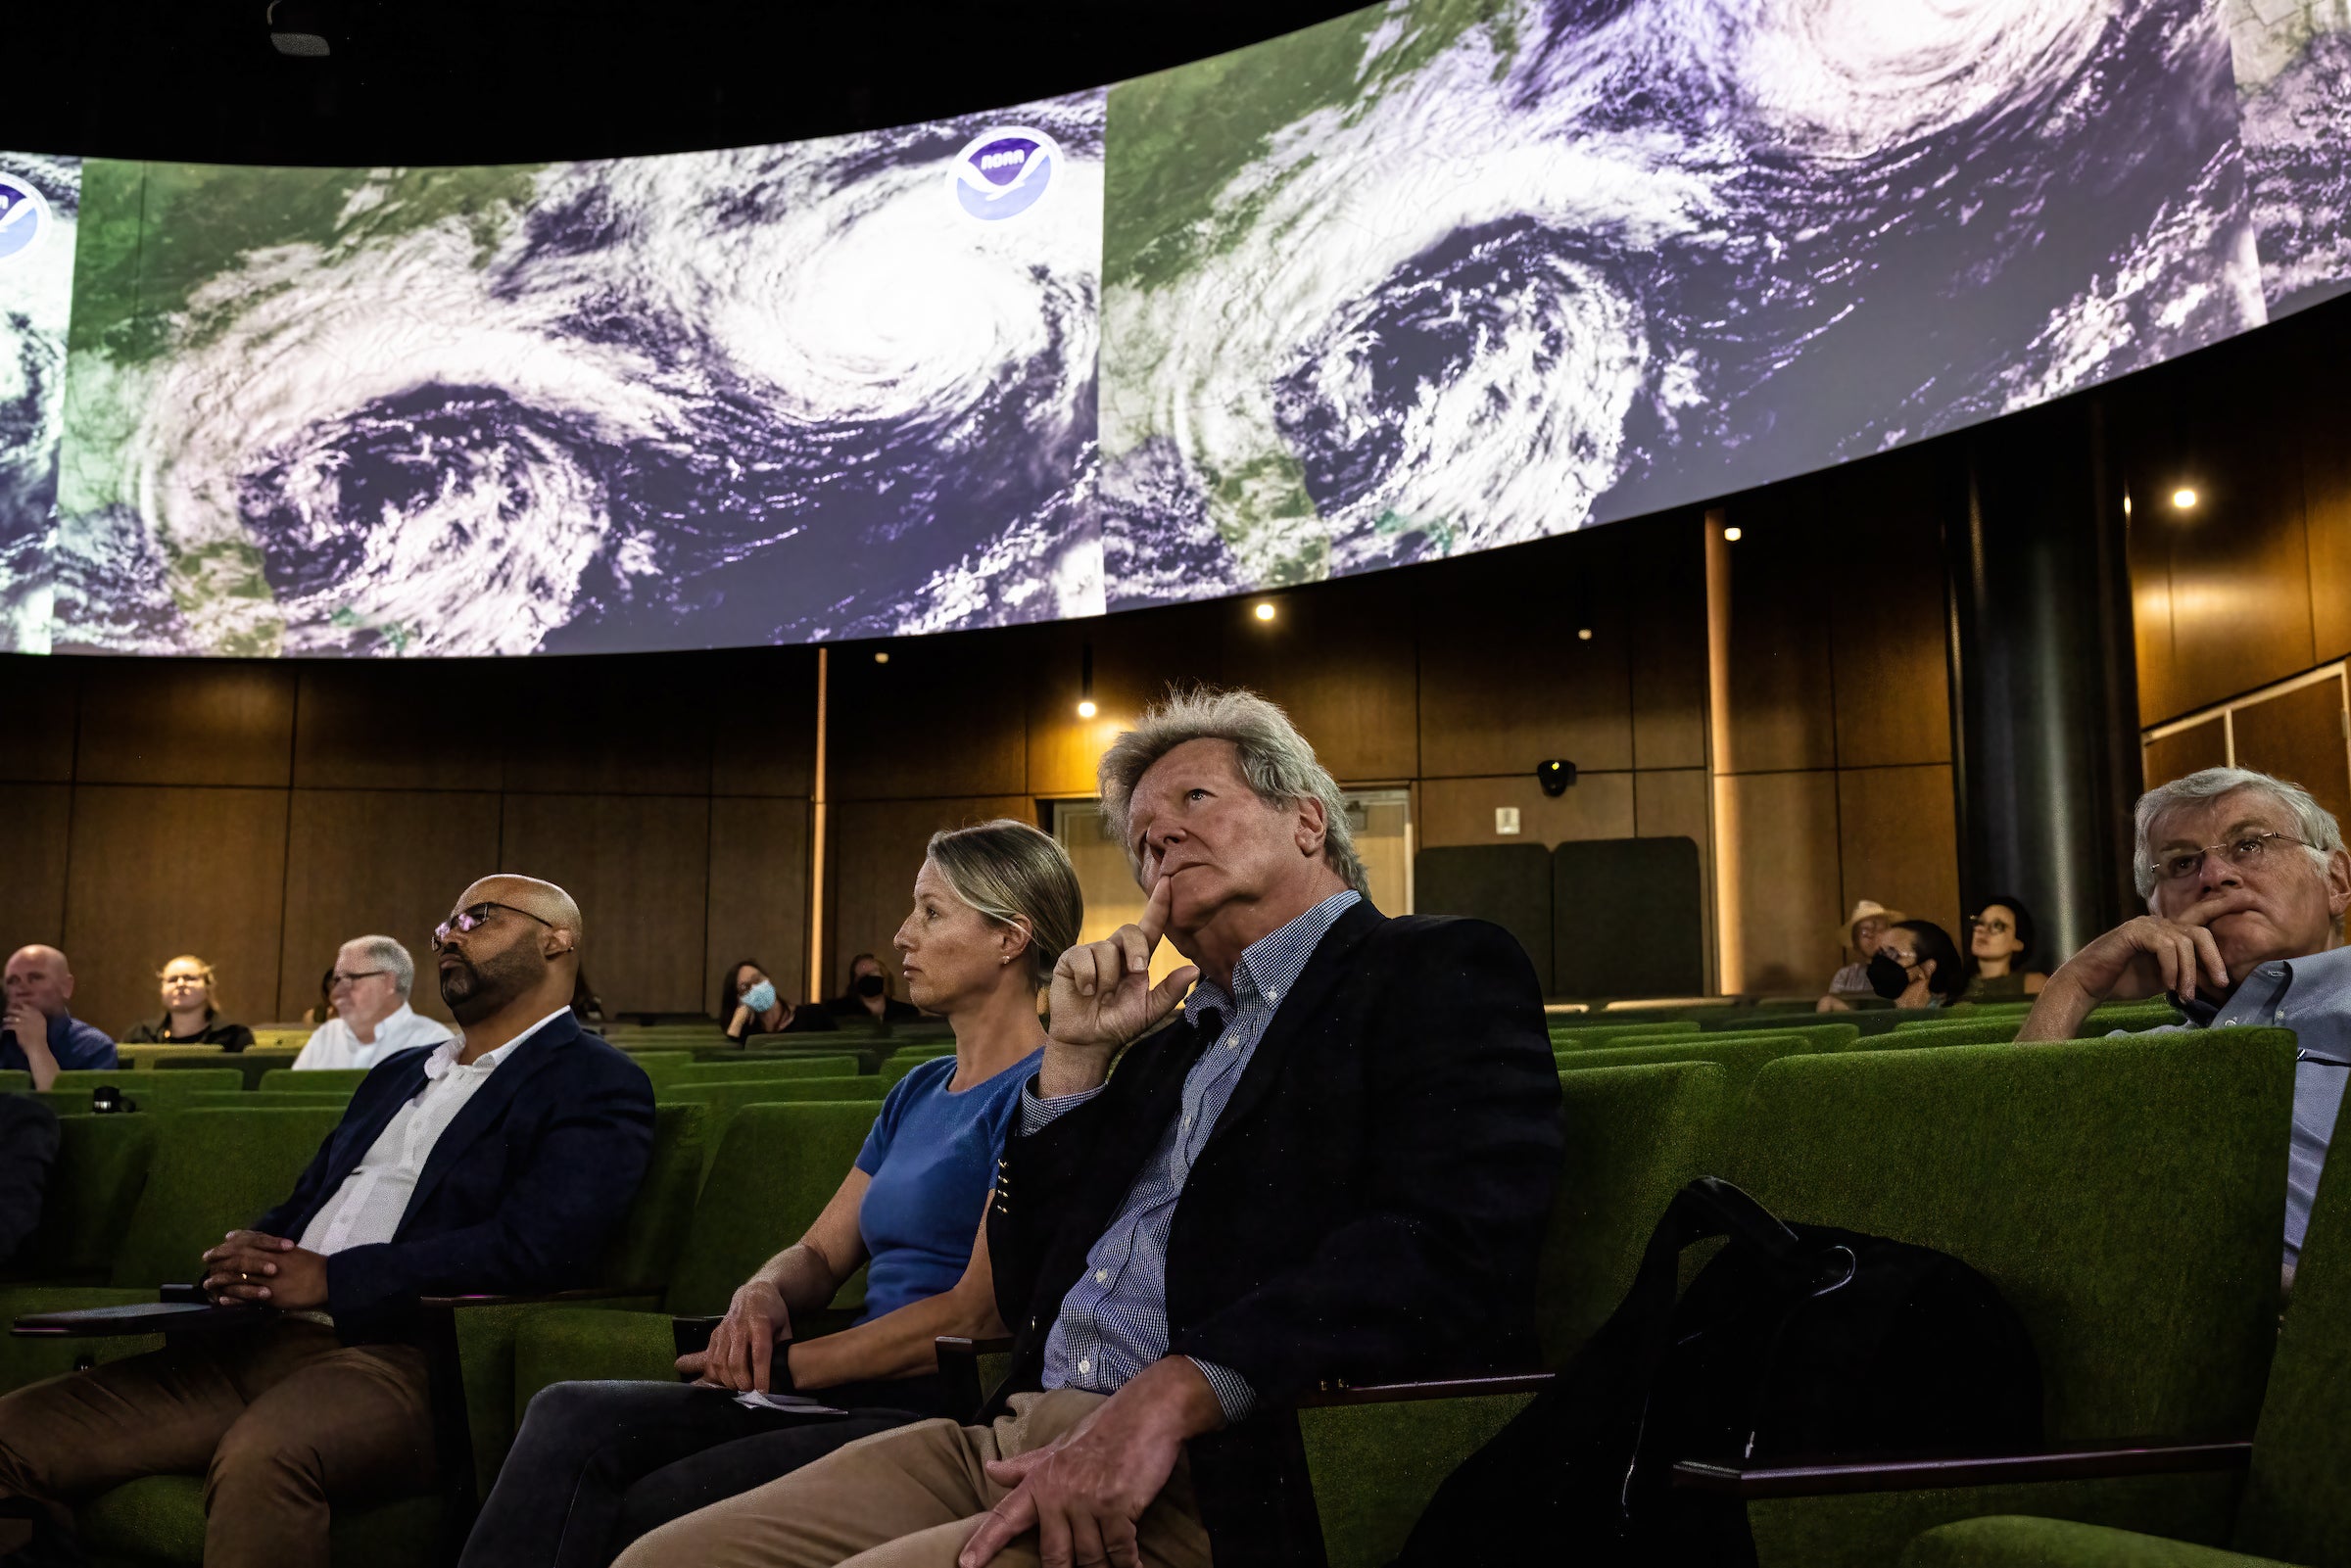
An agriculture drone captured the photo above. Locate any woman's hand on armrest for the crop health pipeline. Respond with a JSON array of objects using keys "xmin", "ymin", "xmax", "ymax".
[{"xmin": 789, "ymin": 1215, "xmax": 1006, "ymax": 1390}]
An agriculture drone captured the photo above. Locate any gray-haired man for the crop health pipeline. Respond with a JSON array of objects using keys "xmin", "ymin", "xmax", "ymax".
[
  {"xmin": 291, "ymin": 935, "xmax": 452, "ymax": 1071},
  {"xmin": 2020, "ymin": 766, "xmax": 2351, "ymax": 1283}
]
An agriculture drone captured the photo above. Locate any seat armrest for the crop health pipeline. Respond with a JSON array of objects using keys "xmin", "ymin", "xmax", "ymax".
[
  {"xmin": 158, "ymin": 1282, "xmax": 207, "ymax": 1305},
  {"xmin": 415, "ymin": 1285, "xmax": 660, "ymax": 1309},
  {"xmin": 1294, "ymin": 1372, "xmax": 1556, "ymax": 1408},
  {"xmin": 936, "ymin": 1335, "xmax": 1017, "ymax": 1422},
  {"xmin": 673, "ymin": 1314, "xmax": 723, "ymax": 1359},
  {"xmin": 12, "ymin": 1301, "xmax": 276, "ymax": 1337},
  {"xmin": 1670, "ymin": 1439, "xmax": 2254, "ymax": 1498}
]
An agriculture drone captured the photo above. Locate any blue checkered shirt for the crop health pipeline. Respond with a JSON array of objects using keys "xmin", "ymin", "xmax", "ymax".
[{"xmin": 1024, "ymin": 888, "xmax": 1362, "ymax": 1421}]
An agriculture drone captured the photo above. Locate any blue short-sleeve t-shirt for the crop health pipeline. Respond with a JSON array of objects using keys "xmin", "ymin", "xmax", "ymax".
[{"xmin": 853, "ymin": 1049, "xmax": 1042, "ymax": 1323}]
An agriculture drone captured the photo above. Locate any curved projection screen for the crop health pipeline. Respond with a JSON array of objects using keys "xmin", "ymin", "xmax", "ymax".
[{"xmin": 1, "ymin": 0, "xmax": 2345, "ymax": 657}]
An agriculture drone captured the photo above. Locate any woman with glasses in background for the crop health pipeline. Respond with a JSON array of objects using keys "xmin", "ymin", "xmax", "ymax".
[
  {"xmin": 1963, "ymin": 895, "xmax": 2048, "ymax": 1002},
  {"xmin": 121, "ymin": 955, "xmax": 255, "ymax": 1050}
]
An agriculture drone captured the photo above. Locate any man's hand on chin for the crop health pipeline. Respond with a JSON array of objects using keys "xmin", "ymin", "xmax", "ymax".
[{"xmin": 959, "ymin": 1356, "xmax": 1227, "ymax": 1568}]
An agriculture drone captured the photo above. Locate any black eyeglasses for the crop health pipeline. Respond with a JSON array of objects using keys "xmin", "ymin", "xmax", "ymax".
[
  {"xmin": 327, "ymin": 969, "xmax": 388, "ymax": 987},
  {"xmin": 432, "ymin": 901, "xmax": 554, "ymax": 951}
]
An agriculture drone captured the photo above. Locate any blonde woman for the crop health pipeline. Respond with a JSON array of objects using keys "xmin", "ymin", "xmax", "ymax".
[
  {"xmin": 121, "ymin": 956, "xmax": 256, "ymax": 1051},
  {"xmin": 462, "ymin": 819, "xmax": 1082, "ymax": 1568}
]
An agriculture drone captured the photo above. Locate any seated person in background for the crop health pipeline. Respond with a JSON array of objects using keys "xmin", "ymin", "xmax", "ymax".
[
  {"xmin": 291, "ymin": 935, "xmax": 451, "ymax": 1070},
  {"xmin": 462, "ymin": 820, "xmax": 1082, "ymax": 1568},
  {"xmin": 826, "ymin": 951, "xmax": 926, "ymax": 1026},
  {"xmin": 719, "ymin": 960, "xmax": 837, "ymax": 1040},
  {"xmin": 122, "ymin": 954, "xmax": 258, "ymax": 1050},
  {"xmin": 571, "ymin": 969, "xmax": 607, "ymax": 1027},
  {"xmin": 615, "ymin": 689, "xmax": 1562, "ymax": 1568},
  {"xmin": 1, "ymin": 945, "xmax": 116, "ymax": 1090},
  {"xmin": 1870, "ymin": 919, "xmax": 1966, "ymax": 1010},
  {"xmin": 1819, "ymin": 900, "xmax": 1901, "ymax": 1011},
  {"xmin": 302, "ymin": 966, "xmax": 337, "ymax": 1026},
  {"xmin": 0, "ymin": 1094, "xmax": 60, "ymax": 1267},
  {"xmin": 1962, "ymin": 895, "xmax": 2047, "ymax": 1001},
  {"xmin": 0, "ymin": 876, "xmax": 654, "ymax": 1568},
  {"xmin": 2019, "ymin": 766, "xmax": 2351, "ymax": 1289}
]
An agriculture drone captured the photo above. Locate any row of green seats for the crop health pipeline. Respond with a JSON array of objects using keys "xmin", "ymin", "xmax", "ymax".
[{"xmin": 1306, "ymin": 1026, "xmax": 2300, "ymax": 1568}]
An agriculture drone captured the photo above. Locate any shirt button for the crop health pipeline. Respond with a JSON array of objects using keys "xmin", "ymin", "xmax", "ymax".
[
  {"xmin": 1094, "ymin": 1269, "xmax": 1108, "ymax": 1283},
  {"xmin": 1267, "ymin": 988, "xmax": 1279, "ymax": 1001},
  {"xmin": 1079, "ymin": 1358, "xmax": 1092, "ymax": 1374},
  {"xmin": 1182, "ymin": 1115, "xmax": 1193, "ymax": 1128}
]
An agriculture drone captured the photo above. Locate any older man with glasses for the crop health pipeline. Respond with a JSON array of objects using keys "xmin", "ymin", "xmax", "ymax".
[
  {"xmin": 2020, "ymin": 766, "xmax": 2351, "ymax": 1288},
  {"xmin": 0, "ymin": 874, "xmax": 655, "ymax": 1568},
  {"xmin": 291, "ymin": 934, "xmax": 452, "ymax": 1070}
]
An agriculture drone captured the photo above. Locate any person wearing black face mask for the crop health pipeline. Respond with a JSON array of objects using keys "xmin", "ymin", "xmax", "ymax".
[
  {"xmin": 1868, "ymin": 919, "xmax": 1967, "ymax": 1009},
  {"xmin": 825, "ymin": 951, "xmax": 925, "ymax": 1027}
]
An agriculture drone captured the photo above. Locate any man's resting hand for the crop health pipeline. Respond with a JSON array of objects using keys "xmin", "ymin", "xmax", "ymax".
[{"xmin": 201, "ymin": 1230, "xmax": 328, "ymax": 1310}]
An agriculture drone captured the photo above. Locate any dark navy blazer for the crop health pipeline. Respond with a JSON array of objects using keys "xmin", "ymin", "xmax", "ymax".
[{"xmin": 255, "ymin": 1012, "xmax": 654, "ymax": 1343}]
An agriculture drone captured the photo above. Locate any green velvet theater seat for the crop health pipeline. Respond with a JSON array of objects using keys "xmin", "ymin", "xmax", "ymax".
[
  {"xmin": 512, "ymin": 1100, "xmax": 883, "ymax": 1411},
  {"xmin": 664, "ymin": 1056, "xmax": 865, "ymax": 1085},
  {"xmin": 64, "ymin": 1102, "xmax": 708, "ymax": 1568},
  {"xmin": 1863, "ymin": 1019, "xmax": 2029, "ymax": 1050},
  {"xmin": 0, "ymin": 1107, "xmax": 345, "ymax": 1394},
  {"xmin": 1705, "ymin": 1028, "xmax": 2296, "ymax": 1568},
  {"xmin": 1895, "ymin": 1032, "xmax": 2351, "ymax": 1568},
  {"xmin": 1295, "ymin": 1062, "xmax": 1730, "ymax": 1568},
  {"xmin": 180, "ymin": 1090, "xmax": 356, "ymax": 1110},
  {"xmin": 0, "ymin": 1114, "xmax": 155, "ymax": 1287},
  {"xmin": 1554, "ymin": 1026, "xmax": 1851, "ymax": 1090},
  {"xmin": 154, "ymin": 1050, "xmax": 299, "ymax": 1089},
  {"xmin": 257, "ymin": 1067, "xmax": 371, "ymax": 1094}
]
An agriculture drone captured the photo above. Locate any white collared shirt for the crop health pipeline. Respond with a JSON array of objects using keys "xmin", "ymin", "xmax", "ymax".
[
  {"xmin": 291, "ymin": 1003, "xmax": 455, "ymax": 1072},
  {"xmin": 298, "ymin": 1008, "xmax": 569, "ymax": 1257}
]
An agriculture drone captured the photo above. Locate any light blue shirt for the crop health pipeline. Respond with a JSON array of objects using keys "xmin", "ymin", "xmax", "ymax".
[
  {"xmin": 2130, "ymin": 941, "xmax": 2351, "ymax": 1266},
  {"xmin": 1023, "ymin": 889, "xmax": 1362, "ymax": 1422}
]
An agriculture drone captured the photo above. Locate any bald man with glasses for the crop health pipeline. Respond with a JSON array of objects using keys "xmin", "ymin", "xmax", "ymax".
[{"xmin": 0, "ymin": 876, "xmax": 656, "ymax": 1568}]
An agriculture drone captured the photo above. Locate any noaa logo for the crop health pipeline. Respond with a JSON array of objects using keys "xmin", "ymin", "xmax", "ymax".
[
  {"xmin": 0, "ymin": 177, "xmax": 51, "ymax": 265},
  {"xmin": 948, "ymin": 126, "xmax": 1061, "ymax": 222}
]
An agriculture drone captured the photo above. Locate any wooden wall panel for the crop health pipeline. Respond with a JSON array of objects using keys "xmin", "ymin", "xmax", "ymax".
[
  {"xmin": 1715, "ymin": 486, "xmax": 1838, "ymax": 774},
  {"xmin": 2304, "ymin": 358, "xmax": 2351, "ymax": 667},
  {"xmin": 2231, "ymin": 677, "xmax": 2351, "ymax": 834},
  {"xmin": 63, "ymin": 785, "xmax": 290, "ymax": 1037},
  {"xmin": 829, "ymin": 638, "xmax": 1029, "ymax": 800},
  {"xmin": 705, "ymin": 796, "xmax": 812, "ymax": 1011},
  {"xmin": 277, "ymin": 789, "xmax": 504, "ymax": 1023},
  {"xmin": 0, "ymin": 656, "xmax": 78, "ymax": 783},
  {"xmin": 0, "ymin": 784, "xmax": 72, "ymax": 949},
  {"xmin": 2129, "ymin": 499, "xmax": 2181, "ymax": 727},
  {"xmin": 1626, "ymin": 515, "xmax": 1710, "ymax": 771},
  {"xmin": 499, "ymin": 793, "xmax": 712, "ymax": 1014},
  {"xmin": 2142, "ymin": 717, "xmax": 2229, "ymax": 792},
  {"xmin": 503, "ymin": 653, "xmax": 717, "ymax": 796},
  {"xmin": 1825, "ymin": 459, "xmax": 1952, "ymax": 768},
  {"xmin": 1835, "ymin": 764, "xmax": 1962, "ymax": 942},
  {"xmin": 1220, "ymin": 577, "xmax": 1418, "ymax": 782},
  {"xmin": 74, "ymin": 662, "xmax": 296, "ymax": 786},
  {"xmin": 1417, "ymin": 772, "xmax": 1635, "ymax": 849},
  {"xmin": 1417, "ymin": 534, "xmax": 1634, "ymax": 779},
  {"xmin": 826, "ymin": 795, "xmax": 1031, "ymax": 997},
  {"xmin": 1715, "ymin": 770, "xmax": 1843, "ymax": 995},
  {"xmin": 293, "ymin": 660, "xmax": 511, "ymax": 792},
  {"xmin": 1634, "ymin": 768, "xmax": 1715, "ymax": 991},
  {"xmin": 1023, "ymin": 608, "xmax": 1222, "ymax": 800},
  {"xmin": 708, "ymin": 647, "xmax": 820, "ymax": 798}
]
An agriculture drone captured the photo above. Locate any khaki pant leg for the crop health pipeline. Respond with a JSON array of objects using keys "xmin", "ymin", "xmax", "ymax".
[{"xmin": 203, "ymin": 1327, "xmax": 435, "ymax": 1568}]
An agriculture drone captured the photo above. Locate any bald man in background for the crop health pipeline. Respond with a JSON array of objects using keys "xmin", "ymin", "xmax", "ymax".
[
  {"xmin": 0, "ymin": 877, "xmax": 656, "ymax": 1568},
  {"xmin": 2, "ymin": 945, "xmax": 116, "ymax": 1090}
]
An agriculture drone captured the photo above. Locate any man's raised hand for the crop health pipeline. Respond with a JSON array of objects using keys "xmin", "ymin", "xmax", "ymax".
[
  {"xmin": 2068, "ymin": 886, "xmax": 2258, "ymax": 1005},
  {"xmin": 1047, "ymin": 876, "xmax": 1199, "ymax": 1058}
]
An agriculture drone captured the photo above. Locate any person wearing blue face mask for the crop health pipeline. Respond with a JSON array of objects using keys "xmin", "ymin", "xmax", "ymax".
[{"xmin": 719, "ymin": 961, "xmax": 837, "ymax": 1042}]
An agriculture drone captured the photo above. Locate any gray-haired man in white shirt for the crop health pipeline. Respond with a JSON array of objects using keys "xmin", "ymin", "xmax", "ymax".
[{"xmin": 292, "ymin": 935, "xmax": 452, "ymax": 1071}]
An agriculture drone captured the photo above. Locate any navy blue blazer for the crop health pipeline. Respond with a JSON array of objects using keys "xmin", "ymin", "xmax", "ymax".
[{"xmin": 255, "ymin": 1013, "xmax": 654, "ymax": 1343}]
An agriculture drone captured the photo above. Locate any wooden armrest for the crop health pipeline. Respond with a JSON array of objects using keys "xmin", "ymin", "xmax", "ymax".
[
  {"xmin": 1294, "ymin": 1372, "xmax": 1556, "ymax": 1408},
  {"xmin": 13, "ymin": 1302, "xmax": 278, "ymax": 1338},
  {"xmin": 1671, "ymin": 1440, "xmax": 2255, "ymax": 1498},
  {"xmin": 416, "ymin": 1285, "xmax": 659, "ymax": 1309},
  {"xmin": 935, "ymin": 1335, "xmax": 1016, "ymax": 1359},
  {"xmin": 673, "ymin": 1315, "xmax": 723, "ymax": 1359},
  {"xmin": 158, "ymin": 1282, "xmax": 208, "ymax": 1305}
]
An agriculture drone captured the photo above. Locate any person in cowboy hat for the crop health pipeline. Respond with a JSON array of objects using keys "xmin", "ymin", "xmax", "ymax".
[{"xmin": 1820, "ymin": 899, "xmax": 1905, "ymax": 1009}]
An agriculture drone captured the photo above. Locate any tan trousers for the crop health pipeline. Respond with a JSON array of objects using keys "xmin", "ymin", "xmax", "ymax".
[
  {"xmin": 0, "ymin": 1319, "xmax": 435, "ymax": 1568},
  {"xmin": 611, "ymin": 1389, "xmax": 1213, "ymax": 1568}
]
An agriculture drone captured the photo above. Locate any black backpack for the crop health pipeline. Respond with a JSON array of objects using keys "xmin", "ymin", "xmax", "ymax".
[{"xmin": 1393, "ymin": 1177, "xmax": 2042, "ymax": 1567}]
